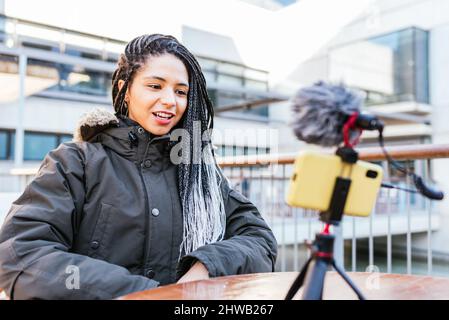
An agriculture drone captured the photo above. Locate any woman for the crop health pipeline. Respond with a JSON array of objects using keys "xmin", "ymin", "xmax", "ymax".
[{"xmin": 0, "ymin": 34, "xmax": 277, "ymax": 299}]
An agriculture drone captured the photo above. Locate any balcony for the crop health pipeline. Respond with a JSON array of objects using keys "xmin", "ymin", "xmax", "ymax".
[{"xmin": 218, "ymin": 144, "xmax": 449, "ymax": 276}]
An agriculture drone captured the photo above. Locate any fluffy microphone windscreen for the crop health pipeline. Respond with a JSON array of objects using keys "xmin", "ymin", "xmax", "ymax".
[{"xmin": 290, "ymin": 81, "xmax": 363, "ymax": 147}]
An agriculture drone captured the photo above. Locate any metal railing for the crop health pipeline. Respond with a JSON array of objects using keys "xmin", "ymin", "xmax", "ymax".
[
  {"xmin": 2, "ymin": 144, "xmax": 449, "ymax": 277},
  {"xmin": 218, "ymin": 144, "xmax": 449, "ymax": 277}
]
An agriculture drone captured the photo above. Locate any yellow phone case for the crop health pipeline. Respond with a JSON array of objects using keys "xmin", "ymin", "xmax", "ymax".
[{"xmin": 286, "ymin": 151, "xmax": 383, "ymax": 217}]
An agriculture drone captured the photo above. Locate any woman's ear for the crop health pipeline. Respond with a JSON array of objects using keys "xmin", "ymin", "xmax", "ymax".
[
  {"xmin": 118, "ymin": 79, "xmax": 125, "ymax": 92},
  {"xmin": 117, "ymin": 79, "xmax": 129, "ymax": 102}
]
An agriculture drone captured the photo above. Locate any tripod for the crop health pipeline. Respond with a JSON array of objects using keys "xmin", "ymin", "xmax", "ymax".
[{"xmin": 285, "ymin": 147, "xmax": 366, "ymax": 300}]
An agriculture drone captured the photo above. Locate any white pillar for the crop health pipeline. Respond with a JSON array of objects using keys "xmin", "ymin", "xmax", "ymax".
[
  {"xmin": 428, "ymin": 24, "xmax": 449, "ymax": 254},
  {"xmin": 14, "ymin": 53, "xmax": 26, "ymax": 167}
]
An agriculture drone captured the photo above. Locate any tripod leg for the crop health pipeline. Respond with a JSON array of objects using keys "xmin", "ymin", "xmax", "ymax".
[
  {"xmin": 285, "ymin": 256, "xmax": 313, "ymax": 299},
  {"xmin": 302, "ymin": 258, "xmax": 329, "ymax": 300},
  {"xmin": 332, "ymin": 261, "xmax": 366, "ymax": 300}
]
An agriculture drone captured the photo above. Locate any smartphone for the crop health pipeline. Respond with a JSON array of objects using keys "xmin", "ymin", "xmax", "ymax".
[{"xmin": 286, "ymin": 151, "xmax": 383, "ymax": 217}]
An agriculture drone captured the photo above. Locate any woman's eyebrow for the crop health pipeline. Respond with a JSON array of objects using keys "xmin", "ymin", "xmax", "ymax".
[{"xmin": 144, "ymin": 76, "xmax": 189, "ymax": 87}]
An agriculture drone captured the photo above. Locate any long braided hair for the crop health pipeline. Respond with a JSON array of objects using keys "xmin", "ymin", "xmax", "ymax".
[{"xmin": 111, "ymin": 34, "xmax": 226, "ymax": 257}]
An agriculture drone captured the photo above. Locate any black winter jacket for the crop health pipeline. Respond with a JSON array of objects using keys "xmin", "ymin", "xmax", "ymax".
[{"xmin": 0, "ymin": 109, "xmax": 277, "ymax": 299}]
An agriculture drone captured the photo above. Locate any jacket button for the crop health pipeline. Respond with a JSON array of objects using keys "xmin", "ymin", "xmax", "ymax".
[
  {"xmin": 137, "ymin": 127, "xmax": 145, "ymax": 134},
  {"xmin": 151, "ymin": 208, "xmax": 160, "ymax": 217},
  {"xmin": 143, "ymin": 159, "xmax": 152, "ymax": 168},
  {"xmin": 90, "ymin": 240, "xmax": 100, "ymax": 250},
  {"xmin": 145, "ymin": 269, "xmax": 155, "ymax": 279}
]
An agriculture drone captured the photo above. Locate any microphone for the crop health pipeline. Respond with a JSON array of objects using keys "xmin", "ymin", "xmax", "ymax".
[
  {"xmin": 290, "ymin": 81, "xmax": 443, "ymax": 201},
  {"xmin": 291, "ymin": 81, "xmax": 383, "ymax": 147}
]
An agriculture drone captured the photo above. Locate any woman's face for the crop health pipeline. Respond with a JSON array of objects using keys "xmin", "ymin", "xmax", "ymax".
[{"xmin": 119, "ymin": 53, "xmax": 189, "ymax": 136}]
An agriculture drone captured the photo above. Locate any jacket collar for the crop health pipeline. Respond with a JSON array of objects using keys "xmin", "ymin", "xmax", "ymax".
[{"xmin": 73, "ymin": 108, "xmax": 172, "ymax": 162}]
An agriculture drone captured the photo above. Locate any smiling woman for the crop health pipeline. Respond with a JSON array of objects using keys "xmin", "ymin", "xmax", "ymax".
[
  {"xmin": 117, "ymin": 54, "xmax": 189, "ymax": 136},
  {"xmin": 0, "ymin": 34, "xmax": 278, "ymax": 300}
]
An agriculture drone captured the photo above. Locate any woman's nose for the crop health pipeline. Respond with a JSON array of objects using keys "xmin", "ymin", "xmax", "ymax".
[{"xmin": 160, "ymin": 89, "xmax": 176, "ymax": 106}]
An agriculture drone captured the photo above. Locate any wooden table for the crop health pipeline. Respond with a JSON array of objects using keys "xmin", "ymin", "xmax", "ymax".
[{"xmin": 119, "ymin": 272, "xmax": 449, "ymax": 300}]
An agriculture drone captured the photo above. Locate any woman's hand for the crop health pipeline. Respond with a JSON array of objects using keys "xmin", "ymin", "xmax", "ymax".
[{"xmin": 177, "ymin": 261, "xmax": 210, "ymax": 284}]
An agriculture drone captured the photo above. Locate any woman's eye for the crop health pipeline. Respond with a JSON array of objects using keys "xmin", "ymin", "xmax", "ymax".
[
  {"xmin": 147, "ymin": 84, "xmax": 161, "ymax": 89},
  {"xmin": 176, "ymin": 90, "xmax": 187, "ymax": 96}
]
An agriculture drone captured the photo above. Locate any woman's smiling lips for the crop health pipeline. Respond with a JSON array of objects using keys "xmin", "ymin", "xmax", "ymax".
[{"xmin": 152, "ymin": 110, "xmax": 176, "ymax": 125}]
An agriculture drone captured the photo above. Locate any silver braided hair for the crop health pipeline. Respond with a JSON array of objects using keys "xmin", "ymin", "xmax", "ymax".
[{"xmin": 111, "ymin": 34, "xmax": 226, "ymax": 258}]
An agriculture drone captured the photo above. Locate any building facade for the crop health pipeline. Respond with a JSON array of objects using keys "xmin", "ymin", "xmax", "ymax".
[{"xmin": 1, "ymin": 0, "xmax": 449, "ymax": 261}]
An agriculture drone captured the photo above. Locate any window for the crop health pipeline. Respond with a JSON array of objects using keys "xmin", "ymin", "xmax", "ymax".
[
  {"xmin": 217, "ymin": 74, "xmax": 243, "ymax": 87},
  {"xmin": 0, "ymin": 131, "xmax": 8, "ymax": 159},
  {"xmin": 0, "ymin": 54, "xmax": 19, "ymax": 103},
  {"xmin": 59, "ymin": 135, "xmax": 73, "ymax": 143},
  {"xmin": 23, "ymin": 132, "xmax": 73, "ymax": 161},
  {"xmin": 0, "ymin": 130, "xmax": 14, "ymax": 160},
  {"xmin": 197, "ymin": 56, "xmax": 270, "ymax": 118},
  {"xmin": 224, "ymin": 145, "xmax": 234, "ymax": 157},
  {"xmin": 0, "ymin": 15, "xmax": 6, "ymax": 44},
  {"xmin": 27, "ymin": 59, "xmax": 112, "ymax": 97},
  {"xmin": 245, "ymin": 79, "xmax": 268, "ymax": 91},
  {"xmin": 216, "ymin": 145, "xmax": 270, "ymax": 157},
  {"xmin": 21, "ymin": 41, "xmax": 59, "ymax": 52},
  {"xmin": 329, "ymin": 27, "xmax": 429, "ymax": 105},
  {"xmin": 65, "ymin": 45, "xmax": 102, "ymax": 61},
  {"xmin": 0, "ymin": 131, "xmax": 74, "ymax": 161},
  {"xmin": 24, "ymin": 133, "xmax": 58, "ymax": 161}
]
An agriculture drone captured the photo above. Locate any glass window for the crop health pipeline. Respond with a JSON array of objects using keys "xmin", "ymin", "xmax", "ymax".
[
  {"xmin": 242, "ymin": 105, "xmax": 269, "ymax": 118},
  {"xmin": 65, "ymin": 45, "xmax": 102, "ymax": 60},
  {"xmin": 196, "ymin": 56, "xmax": 269, "ymax": 118},
  {"xmin": 217, "ymin": 74, "xmax": 243, "ymax": 87},
  {"xmin": 247, "ymin": 147, "xmax": 257, "ymax": 155},
  {"xmin": 107, "ymin": 55, "xmax": 119, "ymax": 63},
  {"xmin": 216, "ymin": 91, "xmax": 244, "ymax": 108},
  {"xmin": 21, "ymin": 40, "xmax": 59, "ymax": 52},
  {"xmin": 63, "ymin": 32, "xmax": 104, "ymax": 53},
  {"xmin": 59, "ymin": 135, "xmax": 73, "ymax": 144},
  {"xmin": 329, "ymin": 27, "xmax": 429, "ymax": 105},
  {"xmin": 0, "ymin": 131, "xmax": 7, "ymax": 159},
  {"xmin": 197, "ymin": 57, "xmax": 217, "ymax": 71},
  {"xmin": 217, "ymin": 63, "xmax": 244, "ymax": 77},
  {"xmin": 0, "ymin": 54, "xmax": 19, "ymax": 103},
  {"xmin": 10, "ymin": 132, "xmax": 15, "ymax": 160},
  {"xmin": 203, "ymin": 70, "xmax": 216, "ymax": 84},
  {"xmin": 24, "ymin": 132, "xmax": 57, "ymax": 161},
  {"xmin": 245, "ymin": 79, "xmax": 268, "ymax": 91},
  {"xmin": 16, "ymin": 21, "xmax": 61, "ymax": 48},
  {"xmin": 26, "ymin": 59, "xmax": 111, "ymax": 97},
  {"xmin": 0, "ymin": 15, "xmax": 6, "ymax": 43},
  {"xmin": 213, "ymin": 145, "xmax": 223, "ymax": 157},
  {"xmin": 235, "ymin": 146, "xmax": 245, "ymax": 156},
  {"xmin": 224, "ymin": 145, "xmax": 234, "ymax": 157},
  {"xmin": 244, "ymin": 69, "xmax": 268, "ymax": 82}
]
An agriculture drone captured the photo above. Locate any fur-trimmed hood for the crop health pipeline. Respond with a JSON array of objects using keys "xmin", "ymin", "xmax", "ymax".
[
  {"xmin": 72, "ymin": 108, "xmax": 171, "ymax": 163},
  {"xmin": 73, "ymin": 108, "xmax": 120, "ymax": 143}
]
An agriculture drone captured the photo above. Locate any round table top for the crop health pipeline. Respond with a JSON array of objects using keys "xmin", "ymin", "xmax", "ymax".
[{"xmin": 119, "ymin": 271, "xmax": 449, "ymax": 300}]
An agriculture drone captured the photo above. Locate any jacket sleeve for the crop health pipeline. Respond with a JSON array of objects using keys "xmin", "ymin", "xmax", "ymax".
[
  {"xmin": 176, "ymin": 173, "xmax": 278, "ymax": 279},
  {"xmin": 0, "ymin": 143, "xmax": 158, "ymax": 300}
]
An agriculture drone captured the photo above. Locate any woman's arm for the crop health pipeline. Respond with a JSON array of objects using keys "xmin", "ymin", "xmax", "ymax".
[
  {"xmin": 0, "ymin": 143, "xmax": 158, "ymax": 299},
  {"xmin": 176, "ymin": 175, "xmax": 278, "ymax": 280}
]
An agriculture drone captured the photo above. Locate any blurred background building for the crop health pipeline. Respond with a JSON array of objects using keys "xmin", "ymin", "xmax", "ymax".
[{"xmin": 1, "ymin": 0, "xmax": 449, "ymax": 276}]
